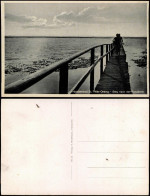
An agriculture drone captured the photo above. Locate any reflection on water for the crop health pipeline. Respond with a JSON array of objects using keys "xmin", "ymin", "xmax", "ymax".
[
  {"xmin": 124, "ymin": 38, "xmax": 147, "ymax": 93},
  {"xmin": 22, "ymin": 67, "xmax": 90, "ymax": 94},
  {"xmin": 5, "ymin": 37, "xmax": 147, "ymax": 94}
]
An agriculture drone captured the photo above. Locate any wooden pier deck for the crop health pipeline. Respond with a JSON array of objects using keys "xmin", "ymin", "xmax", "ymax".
[{"xmin": 95, "ymin": 47, "xmax": 131, "ymax": 94}]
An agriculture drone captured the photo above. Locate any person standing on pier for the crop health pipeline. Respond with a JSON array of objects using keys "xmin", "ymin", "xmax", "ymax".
[{"xmin": 113, "ymin": 34, "xmax": 123, "ymax": 56}]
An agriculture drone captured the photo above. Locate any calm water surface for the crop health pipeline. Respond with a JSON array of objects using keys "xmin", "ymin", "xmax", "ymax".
[{"xmin": 5, "ymin": 37, "xmax": 147, "ymax": 94}]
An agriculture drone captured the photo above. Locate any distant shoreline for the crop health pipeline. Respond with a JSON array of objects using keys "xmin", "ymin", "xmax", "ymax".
[{"xmin": 5, "ymin": 36, "xmax": 147, "ymax": 39}]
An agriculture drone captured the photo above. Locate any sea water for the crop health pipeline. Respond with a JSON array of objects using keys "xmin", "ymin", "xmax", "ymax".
[{"xmin": 5, "ymin": 37, "xmax": 147, "ymax": 94}]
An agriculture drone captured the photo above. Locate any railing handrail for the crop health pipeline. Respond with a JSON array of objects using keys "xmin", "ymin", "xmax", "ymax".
[
  {"xmin": 68, "ymin": 47, "xmax": 114, "ymax": 94},
  {"xmin": 5, "ymin": 43, "xmax": 113, "ymax": 93}
]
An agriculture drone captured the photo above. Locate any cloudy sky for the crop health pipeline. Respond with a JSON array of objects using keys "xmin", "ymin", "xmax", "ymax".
[{"xmin": 4, "ymin": 2, "xmax": 147, "ymax": 37}]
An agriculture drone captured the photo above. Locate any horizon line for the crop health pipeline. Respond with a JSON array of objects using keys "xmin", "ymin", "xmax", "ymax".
[{"xmin": 5, "ymin": 35, "xmax": 147, "ymax": 38}]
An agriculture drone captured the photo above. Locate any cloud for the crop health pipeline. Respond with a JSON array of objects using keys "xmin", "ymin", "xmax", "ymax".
[
  {"xmin": 23, "ymin": 21, "xmax": 75, "ymax": 29},
  {"xmin": 5, "ymin": 13, "xmax": 48, "ymax": 26},
  {"xmin": 5, "ymin": 13, "xmax": 75, "ymax": 29},
  {"xmin": 5, "ymin": 4, "xmax": 147, "ymax": 29},
  {"xmin": 54, "ymin": 5, "xmax": 147, "ymax": 25},
  {"xmin": 5, "ymin": 7, "xmax": 108, "ymax": 30},
  {"xmin": 54, "ymin": 7, "xmax": 109, "ymax": 24},
  {"xmin": 5, "ymin": 13, "xmax": 33, "ymax": 23}
]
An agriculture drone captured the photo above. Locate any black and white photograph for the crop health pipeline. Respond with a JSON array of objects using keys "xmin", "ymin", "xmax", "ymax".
[
  {"xmin": 1, "ymin": 1, "xmax": 149, "ymax": 96},
  {"xmin": 1, "ymin": 2, "xmax": 149, "ymax": 195}
]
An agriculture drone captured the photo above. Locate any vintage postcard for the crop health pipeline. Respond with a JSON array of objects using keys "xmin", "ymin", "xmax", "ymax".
[
  {"xmin": 1, "ymin": 1, "xmax": 149, "ymax": 97},
  {"xmin": 1, "ymin": 99, "xmax": 149, "ymax": 195}
]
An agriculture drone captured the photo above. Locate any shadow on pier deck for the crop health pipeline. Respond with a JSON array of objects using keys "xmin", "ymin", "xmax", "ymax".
[{"xmin": 95, "ymin": 47, "xmax": 131, "ymax": 94}]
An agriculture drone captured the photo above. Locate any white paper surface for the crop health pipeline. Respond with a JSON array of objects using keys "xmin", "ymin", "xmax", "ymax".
[{"xmin": 1, "ymin": 99, "xmax": 149, "ymax": 195}]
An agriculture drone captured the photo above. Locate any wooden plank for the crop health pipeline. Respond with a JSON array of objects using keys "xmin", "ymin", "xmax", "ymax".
[{"xmin": 95, "ymin": 46, "xmax": 131, "ymax": 94}]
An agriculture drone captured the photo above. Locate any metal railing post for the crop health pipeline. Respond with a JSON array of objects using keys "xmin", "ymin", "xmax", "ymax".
[
  {"xmin": 90, "ymin": 48, "xmax": 94, "ymax": 93},
  {"xmin": 59, "ymin": 63, "xmax": 68, "ymax": 94},
  {"xmin": 106, "ymin": 45, "xmax": 108, "ymax": 63},
  {"xmin": 100, "ymin": 45, "xmax": 103, "ymax": 77},
  {"xmin": 109, "ymin": 44, "xmax": 111, "ymax": 59},
  {"xmin": 111, "ymin": 43, "xmax": 113, "ymax": 56}
]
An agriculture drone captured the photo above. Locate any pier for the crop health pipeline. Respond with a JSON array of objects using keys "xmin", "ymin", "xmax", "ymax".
[
  {"xmin": 95, "ymin": 47, "xmax": 131, "ymax": 94},
  {"xmin": 5, "ymin": 40, "xmax": 131, "ymax": 94}
]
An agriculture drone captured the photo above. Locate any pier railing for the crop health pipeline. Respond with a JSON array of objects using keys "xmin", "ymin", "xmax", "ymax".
[{"xmin": 5, "ymin": 43, "xmax": 114, "ymax": 94}]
